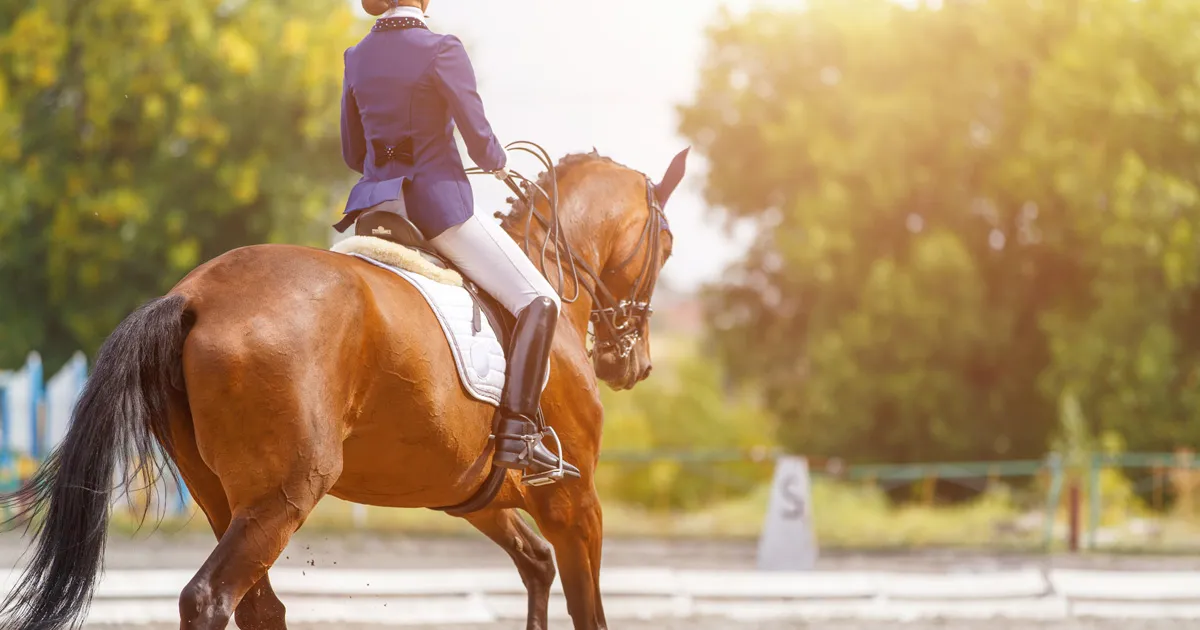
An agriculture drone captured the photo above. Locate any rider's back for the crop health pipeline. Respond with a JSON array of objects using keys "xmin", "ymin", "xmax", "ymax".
[
  {"xmin": 346, "ymin": 29, "xmax": 452, "ymax": 169},
  {"xmin": 341, "ymin": 24, "xmax": 505, "ymax": 238}
]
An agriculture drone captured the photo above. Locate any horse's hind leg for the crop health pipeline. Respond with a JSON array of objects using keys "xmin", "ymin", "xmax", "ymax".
[
  {"xmin": 235, "ymin": 575, "xmax": 288, "ymax": 630},
  {"xmin": 169, "ymin": 395, "xmax": 289, "ymax": 629},
  {"xmin": 178, "ymin": 463, "xmax": 337, "ymax": 630},
  {"xmin": 465, "ymin": 507, "xmax": 556, "ymax": 630},
  {"xmin": 176, "ymin": 472, "xmax": 288, "ymax": 630},
  {"xmin": 175, "ymin": 407, "xmax": 341, "ymax": 627}
]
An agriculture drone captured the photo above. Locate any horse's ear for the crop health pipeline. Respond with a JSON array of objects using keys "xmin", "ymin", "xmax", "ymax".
[{"xmin": 654, "ymin": 147, "xmax": 690, "ymax": 209}]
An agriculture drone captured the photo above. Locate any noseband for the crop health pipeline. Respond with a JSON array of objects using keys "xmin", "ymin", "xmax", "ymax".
[{"xmin": 468, "ymin": 141, "xmax": 669, "ymax": 360}]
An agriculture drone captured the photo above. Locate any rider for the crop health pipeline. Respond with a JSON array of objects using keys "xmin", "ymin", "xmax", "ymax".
[{"xmin": 334, "ymin": 0, "xmax": 578, "ymax": 481}]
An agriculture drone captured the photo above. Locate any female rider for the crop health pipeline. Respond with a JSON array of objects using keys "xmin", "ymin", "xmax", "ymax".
[{"xmin": 334, "ymin": 0, "xmax": 577, "ymax": 481}]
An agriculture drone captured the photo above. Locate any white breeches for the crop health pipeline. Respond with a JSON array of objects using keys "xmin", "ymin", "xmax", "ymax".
[{"xmin": 429, "ymin": 213, "xmax": 561, "ymax": 318}]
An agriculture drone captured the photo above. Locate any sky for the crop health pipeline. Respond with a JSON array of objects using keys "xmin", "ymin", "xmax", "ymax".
[{"xmin": 349, "ymin": 0, "xmax": 780, "ymax": 291}]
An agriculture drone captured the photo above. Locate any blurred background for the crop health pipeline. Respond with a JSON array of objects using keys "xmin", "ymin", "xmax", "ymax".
[{"xmin": 5, "ymin": 0, "xmax": 1200, "ymax": 626}]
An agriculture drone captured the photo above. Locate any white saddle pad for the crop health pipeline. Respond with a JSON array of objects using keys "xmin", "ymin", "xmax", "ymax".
[{"xmin": 349, "ymin": 253, "xmax": 506, "ymax": 406}]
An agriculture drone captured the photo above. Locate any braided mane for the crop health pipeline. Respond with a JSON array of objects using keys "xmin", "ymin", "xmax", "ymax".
[{"xmin": 496, "ymin": 150, "xmax": 639, "ymax": 233}]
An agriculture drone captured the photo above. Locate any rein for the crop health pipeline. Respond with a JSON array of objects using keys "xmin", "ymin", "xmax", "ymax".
[{"xmin": 466, "ymin": 141, "xmax": 668, "ymax": 359}]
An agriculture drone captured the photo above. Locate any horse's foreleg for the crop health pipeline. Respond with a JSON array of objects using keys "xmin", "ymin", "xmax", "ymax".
[
  {"xmin": 529, "ymin": 485, "xmax": 607, "ymax": 630},
  {"xmin": 464, "ymin": 507, "xmax": 556, "ymax": 630}
]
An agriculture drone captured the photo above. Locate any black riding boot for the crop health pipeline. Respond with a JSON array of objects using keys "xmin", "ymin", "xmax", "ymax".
[{"xmin": 493, "ymin": 296, "xmax": 581, "ymax": 484}]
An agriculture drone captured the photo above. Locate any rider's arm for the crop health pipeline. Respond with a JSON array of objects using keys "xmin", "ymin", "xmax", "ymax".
[
  {"xmin": 341, "ymin": 50, "xmax": 367, "ymax": 174},
  {"xmin": 432, "ymin": 35, "xmax": 507, "ymax": 173}
]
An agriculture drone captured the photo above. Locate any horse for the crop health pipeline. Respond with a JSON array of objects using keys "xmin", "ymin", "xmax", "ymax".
[{"xmin": 0, "ymin": 146, "xmax": 689, "ymax": 630}]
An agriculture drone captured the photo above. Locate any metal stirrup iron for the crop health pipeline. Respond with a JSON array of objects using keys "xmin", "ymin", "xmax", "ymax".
[{"xmin": 521, "ymin": 426, "xmax": 566, "ymax": 487}]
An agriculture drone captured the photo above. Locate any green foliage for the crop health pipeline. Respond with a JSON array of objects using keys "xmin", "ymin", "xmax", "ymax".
[
  {"xmin": 0, "ymin": 0, "xmax": 359, "ymax": 371},
  {"xmin": 682, "ymin": 0, "xmax": 1200, "ymax": 462},
  {"xmin": 597, "ymin": 350, "xmax": 776, "ymax": 510}
]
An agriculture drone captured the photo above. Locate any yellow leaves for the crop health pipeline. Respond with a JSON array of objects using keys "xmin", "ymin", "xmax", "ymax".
[
  {"xmin": 146, "ymin": 14, "xmax": 171, "ymax": 47},
  {"xmin": 180, "ymin": 85, "xmax": 205, "ymax": 112},
  {"xmin": 218, "ymin": 29, "xmax": 259, "ymax": 76},
  {"xmin": 218, "ymin": 162, "xmax": 263, "ymax": 205},
  {"xmin": 196, "ymin": 149, "xmax": 218, "ymax": 169},
  {"xmin": 174, "ymin": 85, "xmax": 231, "ymax": 150},
  {"xmin": 0, "ymin": 80, "xmax": 16, "ymax": 160},
  {"xmin": 4, "ymin": 7, "xmax": 67, "ymax": 88},
  {"xmin": 88, "ymin": 188, "xmax": 149, "ymax": 226},
  {"xmin": 231, "ymin": 166, "xmax": 261, "ymax": 205},
  {"xmin": 1164, "ymin": 218, "xmax": 1199, "ymax": 292},
  {"xmin": 143, "ymin": 94, "xmax": 166, "ymax": 122},
  {"xmin": 175, "ymin": 86, "xmax": 213, "ymax": 140},
  {"xmin": 281, "ymin": 19, "xmax": 311, "ymax": 57},
  {"xmin": 168, "ymin": 239, "xmax": 200, "ymax": 271}
]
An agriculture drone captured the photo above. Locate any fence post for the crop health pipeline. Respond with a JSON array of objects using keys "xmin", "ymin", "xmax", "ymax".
[
  {"xmin": 28, "ymin": 353, "xmax": 42, "ymax": 459},
  {"xmin": 1042, "ymin": 453, "xmax": 1063, "ymax": 551},
  {"xmin": 920, "ymin": 470, "xmax": 937, "ymax": 507},
  {"xmin": 1153, "ymin": 461, "xmax": 1164, "ymax": 512},
  {"xmin": 177, "ymin": 478, "xmax": 191, "ymax": 516},
  {"xmin": 1067, "ymin": 480, "xmax": 1080, "ymax": 552},
  {"xmin": 1088, "ymin": 452, "xmax": 1101, "ymax": 550},
  {"xmin": 0, "ymin": 385, "xmax": 7, "ymax": 465}
]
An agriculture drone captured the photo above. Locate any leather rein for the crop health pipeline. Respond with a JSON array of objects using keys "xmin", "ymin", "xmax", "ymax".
[{"xmin": 467, "ymin": 141, "xmax": 668, "ymax": 360}]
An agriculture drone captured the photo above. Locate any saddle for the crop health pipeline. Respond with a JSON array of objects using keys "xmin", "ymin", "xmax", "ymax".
[{"xmin": 354, "ymin": 208, "xmax": 516, "ymax": 345}]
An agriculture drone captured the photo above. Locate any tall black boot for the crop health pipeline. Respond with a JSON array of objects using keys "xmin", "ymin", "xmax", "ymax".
[{"xmin": 493, "ymin": 296, "xmax": 581, "ymax": 484}]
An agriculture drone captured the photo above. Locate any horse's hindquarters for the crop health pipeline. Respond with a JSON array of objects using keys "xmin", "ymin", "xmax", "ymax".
[{"xmin": 173, "ymin": 244, "xmax": 498, "ymax": 511}]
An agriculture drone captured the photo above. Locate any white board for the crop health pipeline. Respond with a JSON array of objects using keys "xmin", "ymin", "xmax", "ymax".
[
  {"xmin": 1, "ymin": 353, "xmax": 41, "ymax": 456},
  {"xmin": 46, "ymin": 352, "xmax": 87, "ymax": 452},
  {"xmin": 757, "ymin": 455, "xmax": 819, "ymax": 571}
]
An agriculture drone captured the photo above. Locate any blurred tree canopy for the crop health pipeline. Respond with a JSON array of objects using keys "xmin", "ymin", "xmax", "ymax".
[
  {"xmin": 0, "ymin": 0, "xmax": 358, "ymax": 371},
  {"xmin": 682, "ymin": 0, "xmax": 1200, "ymax": 461}
]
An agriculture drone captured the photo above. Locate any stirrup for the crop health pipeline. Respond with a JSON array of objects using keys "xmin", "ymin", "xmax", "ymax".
[{"xmin": 521, "ymin": 426, "xmax": 566, "ymax": 487}]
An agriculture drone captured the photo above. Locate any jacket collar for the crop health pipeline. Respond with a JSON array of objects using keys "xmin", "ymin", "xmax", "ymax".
[{"xmin": 372, "ymin": 16, "xmax": 428, "ymax": 33}]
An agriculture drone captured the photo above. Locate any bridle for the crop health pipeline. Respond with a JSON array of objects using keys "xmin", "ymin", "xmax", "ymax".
[
  {"xmin": 467, "ymin": 141, "xmax": 670, "ymax": 360},
  {"xmin": 574, "ymin": 178, "xmax": 665, "ymax": 359}
]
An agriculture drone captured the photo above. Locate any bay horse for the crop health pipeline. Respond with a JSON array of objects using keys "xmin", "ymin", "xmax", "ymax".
[{"xmin": 0, "ymin": 146, "xmax": 688, "ymax": 630}]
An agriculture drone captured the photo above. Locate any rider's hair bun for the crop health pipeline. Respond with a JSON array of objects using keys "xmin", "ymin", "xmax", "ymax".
[{"xmin": 361, "ymin": 0, "xmax": 392, "ymax": 16}]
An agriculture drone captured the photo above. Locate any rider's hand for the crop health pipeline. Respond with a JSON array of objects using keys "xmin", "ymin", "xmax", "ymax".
[{"xmin": 494, "ymin": 167, "xmax": 510, "ymax": 181}]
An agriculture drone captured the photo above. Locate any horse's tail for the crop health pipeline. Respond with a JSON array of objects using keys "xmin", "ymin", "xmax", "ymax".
[{"xmin": 0, "ymin": 294, "xmax": 191, "ymax": 630}]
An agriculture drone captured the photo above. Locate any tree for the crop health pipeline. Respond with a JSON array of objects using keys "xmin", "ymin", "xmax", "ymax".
[
  {"xmin": 682, "ymin": 0, "xmax": 1200, "ymax": 462},
  {"xmin": 0, "ymin": 0, "xmax": 359, "ymax": 371}
]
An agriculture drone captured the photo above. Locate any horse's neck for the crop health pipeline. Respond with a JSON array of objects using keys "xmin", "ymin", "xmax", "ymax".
[{"xmin": 504, "ymin": 205, "xmax": 610, "ymax": 343}]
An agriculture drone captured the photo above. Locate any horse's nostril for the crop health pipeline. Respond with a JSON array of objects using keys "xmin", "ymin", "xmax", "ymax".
[{"xmin": 641, "ymin": 365, "xmax": 653, "ymax": 380}]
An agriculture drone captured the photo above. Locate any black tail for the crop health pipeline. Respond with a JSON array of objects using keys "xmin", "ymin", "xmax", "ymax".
[{"xmin": 0, "ymin": 294, "xmax": 191, "ymax": 630}]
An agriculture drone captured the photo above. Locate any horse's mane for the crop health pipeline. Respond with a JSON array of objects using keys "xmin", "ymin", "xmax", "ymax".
[{"xmin": 497, "ymin": 150, "xmax": 636, "ymax": 234}]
